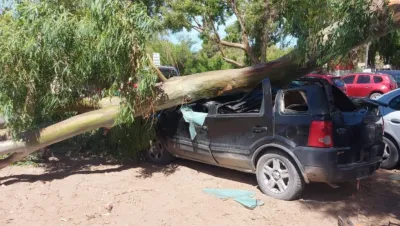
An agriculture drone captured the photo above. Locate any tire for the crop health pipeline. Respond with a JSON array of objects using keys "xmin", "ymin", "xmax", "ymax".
[
  {"xmin": 381, "ymin": 137, "xmax": 399, "ymax": 169},
  {"xmin": 146, "ymin": 138, "xmax": 175, "ymax": 165},
  {"xmin": 370, "ymin": 92, "xmax": 382, "ymax": 99},
  {"xmin": 256, "ymin": 150, "xmax": 305, "ymax": 201}
]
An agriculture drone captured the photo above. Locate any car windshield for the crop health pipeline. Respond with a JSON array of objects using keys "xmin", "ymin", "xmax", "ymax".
[{"xmin": 331, "ymin": 78, "xmax": 345, "ymax": 87}]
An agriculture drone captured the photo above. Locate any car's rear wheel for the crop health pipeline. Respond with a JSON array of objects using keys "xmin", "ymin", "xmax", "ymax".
[
  {"xmin": 147, "ymin": 139, "xmax": 175, "ymax": 165},
  {"xmin": 381, "ymin": 137, "xmax": 399, "ymax": 169},
  {"xmin": 256, "ymin": 151, "xmax": 305, "ymax": 201},
  {"xmin": 370, "ymin": 92, "xmax": 382, "ymax": 99}
]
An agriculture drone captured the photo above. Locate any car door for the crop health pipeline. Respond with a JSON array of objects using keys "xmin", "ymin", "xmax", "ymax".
[
  {"xmin": 354, "ymin": 74, "xmax": 372, "ymax": 97},
  {"xmin": 383, "ymin": 95, "xmax": 400, "ymax": 139},
  {"xmin": 343, "ymin": 75, "xmax": 356, "ymax": 97},
  {"xmin": 164, "ymin": 104, "xmax": 216, "ymax": 164},
  {"xmin": 206, "ymin": 79, "xmax": 274, "ymax": 170}
]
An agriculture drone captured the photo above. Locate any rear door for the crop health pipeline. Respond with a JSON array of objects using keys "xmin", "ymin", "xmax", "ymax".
[
  {"xmin": 383, "ymin": 95, "xmax": 400, "ymax": 138},
  {"xmin": 343, "ymin": 75, "xmax": 356, "ymax": 96},
  {"xmin": 354, "ymin": 74, "xmax": 372, "ymax": 97},
  {"xmin": 206, "ymin": 79, "xmax": 274, "ymax": 170}
]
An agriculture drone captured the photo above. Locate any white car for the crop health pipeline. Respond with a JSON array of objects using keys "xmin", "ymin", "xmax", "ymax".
[{"xmin": 374, "ymin": 89, "xmax": 400, "ymax": 169}]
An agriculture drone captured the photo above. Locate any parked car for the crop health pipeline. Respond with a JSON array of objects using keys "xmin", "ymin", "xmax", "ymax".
[
  {"xmin": 304, "ymin": 74, "xmax": 347, "ymax": 94},
  {"xmin": 342, "ymin": 73, "xmax": 398, "ymax": 99},
  {"xmin": 373, "ymin": 89, "xmax": 400, "ymax": 169},
  {"xmin": 132, "ymin": 66, "xmax": 180, "ymax": 88},
  {"xmin": 147, "ymin": 78, "xmax": 384, "ymax": 200},
  {"xmin": 376, "ymin": 70, "xmax": 400, "ymax": 87}
]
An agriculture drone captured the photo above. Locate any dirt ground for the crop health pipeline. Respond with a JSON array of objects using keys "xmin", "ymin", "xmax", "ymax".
[{"xmin": 0, "ymin": 156, "xmax": 399, "ymax": 226}]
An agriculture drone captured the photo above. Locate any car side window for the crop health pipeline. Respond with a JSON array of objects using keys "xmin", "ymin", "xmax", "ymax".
[
  {"xmin": 389, "ymin": 95, "xmax": 400, "ymax": 110},
  {"xmin": 357, "ymin": 75, "xmax": 371, "ymax": 84},
  {"xmin": 343, "ymin": 75, "xmax": 355, "ymax": 84},
  {"xmin": 373, "ymin": 76, "xmax": 383, "ymax": 83}
]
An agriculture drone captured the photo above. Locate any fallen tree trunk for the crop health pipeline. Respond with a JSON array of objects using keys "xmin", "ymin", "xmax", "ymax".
[{"xmin": 0, "ymin": 0, "xmax": 399, "ymax": 169}]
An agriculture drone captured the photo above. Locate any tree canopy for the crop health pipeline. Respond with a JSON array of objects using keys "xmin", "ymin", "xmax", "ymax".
[{"xmin": 0, "ymin": 0, "xmax": 158, "ymax": 136}]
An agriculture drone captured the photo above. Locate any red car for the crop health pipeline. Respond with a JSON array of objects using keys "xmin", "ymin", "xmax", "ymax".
[
  {"xmin": 342, "ymin": 73, "xmax": 398, "ymax": 99},
  {"xmin": 304, "ymin": 74, "xmax": 347, "ymax": 94}
]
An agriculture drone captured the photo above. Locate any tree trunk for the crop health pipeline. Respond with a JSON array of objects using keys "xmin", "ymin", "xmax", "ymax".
[{"xmin": 1, "ymin": 0, "xmax": 399, "ymax": 169}]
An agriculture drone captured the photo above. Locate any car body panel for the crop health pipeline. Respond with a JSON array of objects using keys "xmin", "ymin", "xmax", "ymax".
[
  {"xmin": 342, "ymin": 73, "xmax": 397, "ymax": 98},
  {"xmin": 376, "ymin": 89, "xmax": 400, "ymax": 147},
  {"xmin": 304, "ymin": 74, "xmax": 347, "ymax": 94}
]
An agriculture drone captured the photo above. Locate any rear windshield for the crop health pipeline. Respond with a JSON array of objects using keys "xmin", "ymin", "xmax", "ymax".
[
  {"xmin": 331, "ymin": 78, "xmax": 345, "ymax": 87},
  {"xmin": 388, "ymin": 75, "xmax": 397, "ymax": 84}
]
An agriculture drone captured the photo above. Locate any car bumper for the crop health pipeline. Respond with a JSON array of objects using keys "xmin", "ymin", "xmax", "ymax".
[{"xmin": 294, "ymin": 145, "xmax": 383, "ymax": 183}]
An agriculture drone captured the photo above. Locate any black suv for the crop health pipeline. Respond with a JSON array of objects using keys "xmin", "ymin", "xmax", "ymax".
[{"xmin": 147, "ymin": 78, "xmax": 384, "ymax": 200}]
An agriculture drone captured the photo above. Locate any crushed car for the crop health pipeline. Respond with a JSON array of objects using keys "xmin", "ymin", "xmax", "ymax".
[{"xmin": 147, "ymin": 78, "xmax": 384, "ymax": 200}]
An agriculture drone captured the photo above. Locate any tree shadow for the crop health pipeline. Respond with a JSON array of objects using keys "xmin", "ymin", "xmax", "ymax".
[
  {"xmin": 0, "ymin": 155, "xmax": 135, "ymax": 186},
  {"xmin": 135, "ymin": 163, "xmax": 180, "ymax": 179},
  {"xmin": 299, "ymin": 170, "xmax": 400, "ymax": 224}
]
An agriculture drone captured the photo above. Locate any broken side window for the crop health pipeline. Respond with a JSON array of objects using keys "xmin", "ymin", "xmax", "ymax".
[{"xmin": 282, "ymin": 90, "xmax": 309, "ymax": 113}]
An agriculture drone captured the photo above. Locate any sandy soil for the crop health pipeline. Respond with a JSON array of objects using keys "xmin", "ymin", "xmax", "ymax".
[{"xmin": 0, "ymin": 157, "xmax": 399, "ymax": 226}]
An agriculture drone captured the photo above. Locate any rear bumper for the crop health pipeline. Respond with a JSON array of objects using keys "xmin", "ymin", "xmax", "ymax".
[{"xmin": 294, "ymin": 145, "xmax": 383, "ymax": 183}]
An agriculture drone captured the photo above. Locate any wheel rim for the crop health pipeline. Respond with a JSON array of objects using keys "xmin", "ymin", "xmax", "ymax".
[
  {"xmin": 149, "ymin": 140, "xmax": 164, "ymax": 160},
  {"xmin": 383, "ymin": 143, "xmax": 391, "ymax": 160},
  {"xmin": 262, "ymin": 158, "xmax": 290, "ymax": 194},
  {"xmin": 371, "ymin": 93, "xmax": 382, "ymax": 99}
]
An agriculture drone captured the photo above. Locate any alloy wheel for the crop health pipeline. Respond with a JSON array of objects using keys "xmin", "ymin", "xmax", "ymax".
[{"xmin": 262, "ymin": 158, "xmax": 290, "ymax": 194}]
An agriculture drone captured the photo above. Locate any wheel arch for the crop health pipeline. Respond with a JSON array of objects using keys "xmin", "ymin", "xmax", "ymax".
[
  {"xmin": 384, "ymin": 132, "xmax": 400, "ymax": 151},
  {"xmin": 251, "ymin": 143, "xmax": 310, "ymax": 183},
  {"xmin": 369, "ymin": 90, "xmax": 383, "ymax": 97}
]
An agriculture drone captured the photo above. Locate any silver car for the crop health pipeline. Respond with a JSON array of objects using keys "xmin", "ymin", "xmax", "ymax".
[{"xmin": 374, "ymin": 89, "xmax": 400, "ymax": 169}]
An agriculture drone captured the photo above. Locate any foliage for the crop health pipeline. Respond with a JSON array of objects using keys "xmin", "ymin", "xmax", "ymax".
[
  {"xmin": 54, "ymin": 117, "xmax": 155, "ymax": 162},
  {"xmin": 267, "ymin": 45, "xmax": 294, "ymax": 61},
  {"xmin": 146, "ymin": 37, "xmax": 239, "ymax": 74},
  {"xmin": 160, "ymin": 0, "xmax": 282, "ymax": 65},
  {"xmin": 279, "ymin": 0, "xmax": 379, "ymax": 64},
  {"xmin": 0, "ymin": 0, "xmax": 158, "ymax": 137},
  {"xmin": 369, "ymin": 31, "xmax": 400, "ymax": 68}
]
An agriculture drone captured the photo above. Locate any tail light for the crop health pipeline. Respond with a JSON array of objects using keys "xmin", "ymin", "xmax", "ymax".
[{"xmin": 308, "ymin": 121, "xmax": 333, "ymax": 148}]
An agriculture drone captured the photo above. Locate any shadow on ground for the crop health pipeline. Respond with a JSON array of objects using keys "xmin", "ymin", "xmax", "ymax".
[{"xmin": 1, "ymin": 155, "xmax": 399, "ymax": 224}]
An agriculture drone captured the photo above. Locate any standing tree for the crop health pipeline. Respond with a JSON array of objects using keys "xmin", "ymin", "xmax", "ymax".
[
  {"xmin": 1, "ymin": 0, "xmax": 400, "ymax": 169},
  {"xmin": 161, "ymin": 0, "xmax": 282, "ymax": 66}
]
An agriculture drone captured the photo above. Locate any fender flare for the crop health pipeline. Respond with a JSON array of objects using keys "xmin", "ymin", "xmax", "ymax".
[{"xmin": 251, "ymin": 143, "xmax": 310, "ymax": 183}]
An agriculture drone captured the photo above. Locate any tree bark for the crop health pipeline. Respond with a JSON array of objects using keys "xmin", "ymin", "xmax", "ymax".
[{"xmin": 1, "ymin": 0, "xmax": 399, "ymax": 169}]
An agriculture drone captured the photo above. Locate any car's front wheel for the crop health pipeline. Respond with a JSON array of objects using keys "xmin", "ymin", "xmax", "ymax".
[
  {"xmin": 381, "ymin": 137, "xmax": 399, "ymax": 169},
  {"xmin": 146, "ymin": 139, "xmax": 175, "ymax": 165},
  {"xmin": 256, "ymin": 151, "xmax": 305, "ymax": 201}
]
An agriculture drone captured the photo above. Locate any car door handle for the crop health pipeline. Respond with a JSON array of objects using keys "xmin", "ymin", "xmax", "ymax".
[
  {"xmin": 253, "ymin": 126, "xmax": 268, "ymax": 133},
  {"xmin": 391, "ymin": 119, "xmax": 400, "ymax": 124}
]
